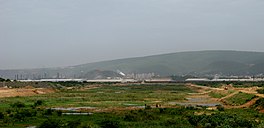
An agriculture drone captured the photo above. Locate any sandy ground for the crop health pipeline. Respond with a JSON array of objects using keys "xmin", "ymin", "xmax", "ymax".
[{"xmin": 0, "ymin": 87, "xmax": 55, "ymax": 98}]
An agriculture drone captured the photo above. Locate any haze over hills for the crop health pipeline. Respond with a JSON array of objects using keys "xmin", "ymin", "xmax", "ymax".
[{"xmin": 1, "ymin": 50, "xmax": 264, "ymax": 79}]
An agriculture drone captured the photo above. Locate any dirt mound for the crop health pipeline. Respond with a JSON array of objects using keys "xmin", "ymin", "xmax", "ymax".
[
  {"xmin": 220, "ymin": 84, "xmax": 234, "ymax": 90},
  {"xmin": 0, "ymin": 87, "xmax": 55, "ymax": 98}
]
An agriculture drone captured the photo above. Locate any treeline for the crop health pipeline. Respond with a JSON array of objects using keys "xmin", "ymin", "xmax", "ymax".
[
  {"xmin": 36, "ymin": 107, "xmax": 263, "ymax": 128},
  {"xmin": 1, "ymin": 100, "xmax": 264, "ymax": 128},
  {"xmin": 0, "ymin": 77, "xmax": 11, "ymax": 82},
  {"xmin": 194, "ymin": 81, "xmax": 264, "ymax": 88}
]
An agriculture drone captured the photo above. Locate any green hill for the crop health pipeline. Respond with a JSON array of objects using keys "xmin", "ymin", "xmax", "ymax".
[{"xmin": 1, "ymin": 50, "xmax": 264, "ymax": 79}]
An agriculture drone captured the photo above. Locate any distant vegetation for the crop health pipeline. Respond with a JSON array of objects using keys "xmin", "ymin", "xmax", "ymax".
[
  {"xmin": 0, "ymin": 77, "xmax": 10, "ymax": 82},
  {"xmin": 196, "ymin": 81, "xmax": 264, "ymax": 88},
  {"xmin": 50, "ymin": 81, "xmax": 85, "ymax": 87}
]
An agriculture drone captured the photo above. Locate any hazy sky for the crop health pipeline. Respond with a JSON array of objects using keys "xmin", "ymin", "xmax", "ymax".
[{"xmin": 1, "ymin": 0, "xmax": 264, "ymax": 69}]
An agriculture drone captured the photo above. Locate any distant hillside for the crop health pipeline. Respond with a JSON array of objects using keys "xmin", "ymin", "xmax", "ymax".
[{"xmin": 1, "ymin": 50, "xmax": 264, "ymax": 79}]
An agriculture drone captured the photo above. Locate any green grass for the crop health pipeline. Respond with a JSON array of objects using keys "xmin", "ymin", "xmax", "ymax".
[
  {"xmin": 0, "ymin": 84, "xmax": 193, "ymax": 110},
  {"xmin": 209, "ymin": 90, "xmax": 235, "ymax": 98},
  {"xmin": 224, "ymin": 92, "xmax": 256, "ymax": 106},
  {"xmin": 209, "ymin": 92, "xmax": 226, "ymax": 98}
]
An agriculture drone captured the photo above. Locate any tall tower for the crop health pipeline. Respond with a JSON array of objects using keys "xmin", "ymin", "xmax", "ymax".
[{"xmin": 57, "ymin": 73, "xmax": 60, "ymax": 79}]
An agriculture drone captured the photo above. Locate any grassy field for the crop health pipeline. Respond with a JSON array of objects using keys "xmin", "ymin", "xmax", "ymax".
[
  {"xmin": 0, "ymin": 83, "xmax": 264, "ymax": 128},
  {"xmin": 0, "ymin": 84, "xmax": 193, "ymax": 110},
  {"xmin": 224, "ymin": 92, "xmax": 256, "ymax": 106},
  {"xmin": 209, "ymin": 90, "xmax": 235, "ymax": 98}
]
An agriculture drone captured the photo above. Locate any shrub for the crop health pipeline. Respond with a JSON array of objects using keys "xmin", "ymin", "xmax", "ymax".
[
  {"xmin": 257, "ymin": 89, "xmax": 264, "ymax": 94},
  {"xmin": 145, "ymin": 105, "xmax": 152, "ymax": 109},
  {"xmin": 216, "ymin": 105, "xmax": 225, "ymax": 111},
  {"xmin": 43, "ymin": 109, "xmax": 53, "ymax": 116},
  {"xmin": 56, "ymin": 110, "xmax": 63, "ymax": 116},
  {"xmin": 78, "ymin": 122, "xmax": 99, "ymax": 128},
  {"xmin": 39, "ymin": 118, "xmax": 63, "ymax": 128},
  {"xmin": 124, "ymin": 112, "xmax": 138, "ymax": 121},
  {"xmin": 11, "ymin": 102, "xmax": 25, "ymax": 108},
  {"xmin": 0, "ymin": 112, "xmax": 4, "ymax": 119},
  {"xmin": 66, "ymin": 119, "xmax": 81, "ymax": 128},
  {"xmin": 186, "ymin": 113, "xmax": 257, "ymax": 128},
  {"xmin": 34, "ymin": 100, "xmax": 44, "ymax": 106},
  {"xmin": 99, "ymin": 119, "xmax": 120, "ymax": 128}
]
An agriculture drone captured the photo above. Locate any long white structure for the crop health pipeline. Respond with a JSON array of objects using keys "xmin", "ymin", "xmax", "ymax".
[
  {"xmin": 18, "ymin": 78, "xmax": 138, "ymax": 83},
  {"xmin": 17, "ymin": 78, "xmax": 264, "ymax": 83},
  {"xmin": 211, "ymin": 78, "xmax": 264, "ymax": 82},
  {"xmin": 18, "ymin": 79, "xmax": 84, "ymax": 82}
]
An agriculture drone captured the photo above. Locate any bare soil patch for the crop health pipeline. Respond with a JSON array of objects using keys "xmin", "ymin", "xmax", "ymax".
[{"xmin": 0, "ymin": 87, "xmax": 55, "ymax": 98}]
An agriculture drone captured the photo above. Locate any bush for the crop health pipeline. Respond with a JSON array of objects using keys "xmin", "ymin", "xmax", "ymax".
[
  {"xmin": 11, "ymin": 109, "xmax": 36, "ymax": 121},
  {"xmin": 34, "ymin": 100, "xmax": 44, "ymax": 106},
  {"xmin": 43, "ymin": 109, "xmax": 53, "ymax": 116},
  {"xmin": 257, "ymin": 89, "xmax": 264, "ymax": 94},
  {"xmin": 124, "ymin": 112, "xmax": 138, "ymax": 121},
  {"xmin": 186, "ymin": 113, "xmax": 257, "ymax": 128},
  {"xmin": 0, "ymin": 112, "xmax": 4, "ymax": 119},
  {"xmin": 145, "ymin": 105, "xmax": 152, "ymax": 109},
  {"xmin": 167, "ymin": 108, "xmax": 184, "ymax": 115},
  {"xmin": 163, "ymin": 118, "xmax": 178, "ymax": 126},
  {"xmin": 66, "ymin": 119, "xmax": 81, "ymax": 128},
  {"xmin": 11, "ymin": 102, "xmax": 25, "ymax": 108},
  {"xmin": 0, "ymin": 77, "xmax": 10, "ymax": 82},
  {"xmin": 99, "ymin": 119, "xmax": 120, "ymax": 128},
  {"xmin": 0, "ymin": 78, "xmax": 5, "ymax": 82},
  {"xmin": 78, "ymin": 122, "xmax": 99, "ymax": 128},
  {"xmin": 39, "ymin": 118, "xmax": 63, "ymax": 128},
  {"xmin": 216, "ymin": 105, "xmax": 225, "ymax": 111},
  {"xmin": 255, "ymin": 98, "xmax": 264, "ymax": 107},
  {"xmin": 56, "ymin": 110, "xmax": 63, "ymax": 116}
]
